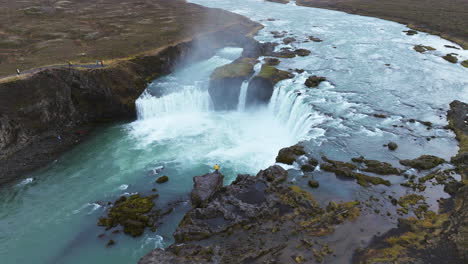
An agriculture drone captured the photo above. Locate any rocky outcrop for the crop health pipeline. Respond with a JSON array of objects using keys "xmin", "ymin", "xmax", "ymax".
[
  {"xmin": 246, "ymin": 65, "xmax": 293, "ymax": 106},
  {"xmin": 399, "ymin": 155, "xmax": 445, "ymax": 170},
  {"xmin": 305, "ymin": 75, "xmax": 326, "ymax": 88},
  {"xmin": 443, "ymin": 54, "xmax": 458, "ymax": 63},
  {"xmin": 413, "ymin": 44, "xmax": 436, "ymax": 53},
  {"xmin": 447, "ymin": 100, "xmax": 468, "ymax": 180},
  {"xmin": 321, "ymin": 157, "xmax": 391, "ymax": 187},
  {"xmin": 275, "ymin": 144, "xmax": 306, "ymax": 164},
  {"xmin": 191, "ymin": 172, "xmax": 224, "ymax": 208},
  {"xmin": 0, "ymin": 20, "xmax": 262, "ymax": 186},
  {"xmin": 208, "ymin": 58, "xmax": 256, "ymax": 110},
  {"xmin": 139, "ymin": 165, "xmax": 362, "ymax": 264},
  {"xmin": 97, "ymin": 194, "xmax": 159, "ymax": 237}
]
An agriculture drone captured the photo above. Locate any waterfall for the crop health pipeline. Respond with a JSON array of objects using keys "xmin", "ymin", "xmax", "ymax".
[
  {"xmin": 134, "ymin": 46, "xmax": 321, "ymax": 142},
  {"xmin": 268, "ymin": 80, "xmax": 326, "ymax": 140},
  {"xmin": 136, "ymin": 87, "xmax": 212, "ymax": 120},
  {"xmin": 237, "ymin": 63, "xmax": 262, "ymax": 111}
]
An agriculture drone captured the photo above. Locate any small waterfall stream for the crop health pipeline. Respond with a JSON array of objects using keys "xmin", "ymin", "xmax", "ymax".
[{"xmin": 237, "ymin": 63, "xmax": 262, "ymax": 111}]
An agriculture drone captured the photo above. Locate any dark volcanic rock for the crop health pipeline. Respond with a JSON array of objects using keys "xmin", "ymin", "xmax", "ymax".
[
  {"xmin": 305, "ymin": 75, "xmax": 326, "ymax": 88},
  {"xmin": 208, "ymin": 58, "xmax": 255, "ymax": 110},
  {"xmin": 352, "ymin": 157, "xmax": 401, "ymax": 175},
  {"xmin": 191, "ymin": 172, "xmax": 224, "ymax": 208},
  {"xmin": 283, "ymin": 37, "xmax": 296, "ymax": 44},
  {"xmin": 156, "ymin": 175, "xmax": 169, "ymax": 183},
  {"xmin": 443, "ymin": 54, "xmax": 458, "ymax": 63},
  {"xmin": 308, "ymin": 180, "xmax": 319, "ymax": 188},
  {"xmin": 139, "ymin": 165, "xmax": 361, "ymax": 263},
  {"xmin": 404, "ymin": 29, "xmax": 418, "ymax": 35},
  {"xmin": 246, "ymin": 65, "xmax": 293, "ymax": 106},
  {"xmin": 264, "ymin": 57, "xmax": 281, "ymax": 66},
  {"xmin": 321, "ymin": 157, "xmax": 391, "ymax": 187},
  {"xmin": 276, "ymin": 144, "xmax": 306, "ymax": 164},
  {"xmin": 98, "ymin": 194, "xmax": 159, "ymax": 237},
  {"xmin": 294, "ymin": 48, "xmax": 311, "ymax": 57},
  {"xmin": 413, "ymin": 45, "xmax": 436, "ymax": 53},
  {"xmin": 388, "ymin": 141, "xmax": 398, "ymax": 151},
  {"xmin": 241, "ymin": 41, "xmax": 277, "ymax": 58},
  {"xmin": 399, "ymin": 155, "xmax": 445, "ymax": 170},
  {"xmin": 270, "ymin": 31, "xmax": 286, "ymax": 38},
  {"xmin": 308, "ymin": 36, "xmax": 323, "ymax": 42},
  {"xmin": 447, "ymin": 100, "xmax": 468, "ymax": 179}
]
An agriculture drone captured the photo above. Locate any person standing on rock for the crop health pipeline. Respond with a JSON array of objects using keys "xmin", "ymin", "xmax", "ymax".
[{"xmin": 214, "ymin": 164, "xmax": 219, "ymax": 174}]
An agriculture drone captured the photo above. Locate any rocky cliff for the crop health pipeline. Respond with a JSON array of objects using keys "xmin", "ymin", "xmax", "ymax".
[{"xmin": 0, "ymin": 20, "xmax": 262, "ymax": 186}]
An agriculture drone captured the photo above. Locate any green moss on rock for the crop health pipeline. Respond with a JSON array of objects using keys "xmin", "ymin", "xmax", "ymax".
[
  {"xmin": 210, "ymin": 58, "xmax": 255, "ymax": 81},
  {"xmin": 399, "ymin": 155, "xmax": 445, "ymax": 170},
  {"xmin": 413, "ymin": 45, "xmax": 436, "ymax": 53},
  {"xmin": 97, "ymin": 194, "xmax": 158, "ymax": 237},
  {"xmin": 256, "ymin": 65, "xmax": 293, "ymax": 85},
  {"xmin": 156, "ymin": 175, "xmax": 169, "ymax": 183},
  {"xmin": 442, "ymin": 54, "xmax": 458, "ymax": 63},
  {"xmin": 461, "ymin": 60, "xmax": 468, "ymax": 68}
]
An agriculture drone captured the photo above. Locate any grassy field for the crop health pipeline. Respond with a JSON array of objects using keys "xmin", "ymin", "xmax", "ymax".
[
  {"xmin": 296, "ymin": 0, "xmax": 468, "ymax": 49},
  {"xmin": 0, "ymin": 0, "xmax": 251, "ymax": 77}
]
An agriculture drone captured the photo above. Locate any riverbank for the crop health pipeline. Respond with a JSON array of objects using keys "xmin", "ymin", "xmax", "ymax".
[
  {"xmin": 295, "ymin": 0, "xmax": 468, "ymax": 49},
  {"xmin": 0, "ymin": 3, "xmax": 262, "ymax": 187}
]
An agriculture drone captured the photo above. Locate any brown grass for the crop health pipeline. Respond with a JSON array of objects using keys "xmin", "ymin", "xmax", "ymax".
[
  {"xmin": 296, "ymin": 0, "xmax": 468, "ymax": 49},
  {"xmin": 0, "ymin": 0, "xmax": 250, "ymax": 77}
]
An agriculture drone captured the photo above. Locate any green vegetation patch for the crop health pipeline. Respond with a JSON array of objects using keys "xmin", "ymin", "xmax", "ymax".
[
  {"xmin": 210, "ymin": 58, "xmax": 255, "ymax": 80},
  {"xmin": 98, "ymin": 194, "xmax": 159, "ymax": 237}
]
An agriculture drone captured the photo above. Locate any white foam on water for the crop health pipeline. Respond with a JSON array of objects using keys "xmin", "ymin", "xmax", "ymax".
[
  {"xmin": 16, "ymin": 178, "xmax": 34, "ymax": 187},
  {"xmin": 118, "ymin": 184, "xmax": 129, "ymax": 191}
]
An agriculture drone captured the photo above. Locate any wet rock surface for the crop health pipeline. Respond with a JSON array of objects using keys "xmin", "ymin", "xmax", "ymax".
[
  {"xmin": 321, "ymin": 157, "xmax": 391, "ymax": 187},
  {"xmin": 399, "ymin": 155, "xmax": 445, "ymax": 170},
  {"xmin": 246, "ymin": 65, "xmax": 293, "ymax": 106},
  {"xmin": 98, "ymin": 194, "xmax": 159, "ymax": 237},
  {"xmin": 191, "ymin": 172, "xmax": 224, "ymax": 208},
  {"xmin": 305, "ymin": 75, "xmax": 326, "ymax": 88},
  {"xmin": 275, "ymin": 144, "xmax": 306, "ymax": 164},
  {"xmin": 139, "ymin": 166, "xmax": 361, "ymax": 264}
]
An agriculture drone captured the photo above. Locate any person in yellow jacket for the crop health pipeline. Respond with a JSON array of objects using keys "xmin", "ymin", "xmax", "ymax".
[{"xmin": 214, "ymin": 164, "xmax": 219, "ymax": 174}]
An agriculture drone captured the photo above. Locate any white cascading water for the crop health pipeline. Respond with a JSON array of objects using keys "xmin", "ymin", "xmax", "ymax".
[
  {"xmin": 237, "ymin": 62, "xmax": 262, "ymax": 111},
  {"xmin": 136, "ymin": 87, "xmax": 212, "ymax": 119},
  {"xmin": 135, "ymin": 61, "xmax": 317, "ymax": 143}
]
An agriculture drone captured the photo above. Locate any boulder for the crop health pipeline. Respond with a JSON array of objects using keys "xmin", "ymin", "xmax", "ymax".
[
  {"xmin": 308, "ymin": 36, "xmax": 323, "ymax": 42},
  {"xmin": 308, "ymin": 180, "xmax": 319, "ymax": 188},
  {"xmin": 403, "ymin": 30, "xmax": 418, "ymax": 35},
  {"xmin": 387, "ymin": 142, "xmax": 398, "ymax": 151},
  {"xmin": 97, "ymin": 194, "xmax": 159, "ymax": 237},
  {"xmin": 156, "ymin": 175, "xmax": 169, "ymax": 183},
  {"xmin": 264, "ymin": 57, "xmax": 281, "ymax": 66},
  {"xmin": 413, "ymin": 45, "xmax": 435, "ymax": 53},
  {"xmin": 283, "ymin": 37, "xmax": 296, "ymax": 44},
  {"xmin": 442, "ymin": 54, "xmax": 458, "ymax": 63},
  {"xmin": 461, "ymin": 60, "xmax": 468, "ymax": 68},
  {"xmin": 294, "ymin": 49, "xmax": 311, "ymax": 57},
  {"xmin": 191, "ymin": 172, "xmax": 224, "ymax": 208},
  {"xmin": 246, "ymin": 65, "xmax": 293, "ymax": 106},
  {"xmin": 276, "ymin": 144, "xmax": 306, "ymax": 164},
  {"xmin": 304, "ymin": 75, "xmax": 326, "ymax": 88},
  {"xmin": 270, "ymin": 31, "xmax": 286, "ymax": 38},
  {"xmin": 208, "ymin": 58, "xmax": 255, "ymax": 110}
]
